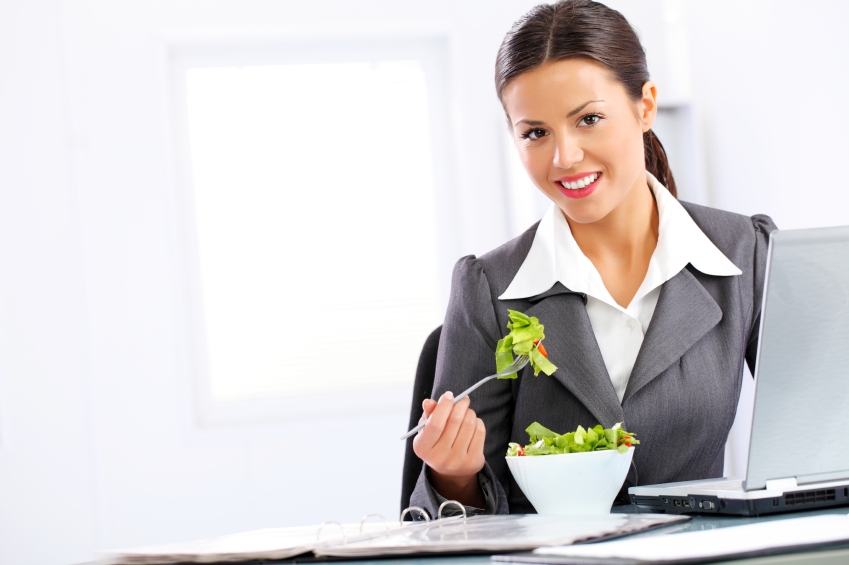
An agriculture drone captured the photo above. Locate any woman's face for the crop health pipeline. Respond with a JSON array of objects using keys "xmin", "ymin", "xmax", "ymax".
[{"xmin": 502, "ymin": 59, "xmax": 657, "ymax": 225}]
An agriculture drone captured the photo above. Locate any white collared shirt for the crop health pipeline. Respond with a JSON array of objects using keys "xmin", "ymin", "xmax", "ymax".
[{"xmin": 499, "ymin": 172, "xmax": 741, "ymax": 402}]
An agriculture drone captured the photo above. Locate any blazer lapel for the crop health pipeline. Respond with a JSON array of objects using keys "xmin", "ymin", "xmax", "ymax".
[
  {"xmin": 525, "ymin": 283, "xmax": 625, "ymax": 427},
  {"xmin": 623, "ymin": 267, "xmax": 723, "ymax": 402}
]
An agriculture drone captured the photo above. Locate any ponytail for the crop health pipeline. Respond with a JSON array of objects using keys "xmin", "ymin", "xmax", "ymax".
[{"xmin": 643, "ymin": 129, "xmax": 677, "ymax": 198}]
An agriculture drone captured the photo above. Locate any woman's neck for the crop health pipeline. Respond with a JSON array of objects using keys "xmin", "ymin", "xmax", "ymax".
[{"xmin": 565, "ymin": 176, "xmax": 659, "ymax": 307}]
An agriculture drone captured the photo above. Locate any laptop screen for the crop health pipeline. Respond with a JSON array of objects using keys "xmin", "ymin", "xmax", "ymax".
[{"xmin": 746, "ymin": 226, "xmax": 849, "ymax": 490}]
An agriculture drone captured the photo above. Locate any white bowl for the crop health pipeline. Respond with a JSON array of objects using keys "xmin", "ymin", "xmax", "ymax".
[{"xmin": 505, "ymin": 446, "xmax": 634, "ymax": 515}]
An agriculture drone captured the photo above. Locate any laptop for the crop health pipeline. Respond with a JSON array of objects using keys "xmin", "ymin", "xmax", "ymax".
[{"xmin": 629, "ymin": 226, "xmax": 849, "ymax": 516}]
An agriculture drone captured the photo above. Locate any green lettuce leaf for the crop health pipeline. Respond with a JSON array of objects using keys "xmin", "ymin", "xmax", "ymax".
[
  {"xmin": 506, "ymin": 421, "xmax": 640, "ymax": 456},
  {"xmin": 496, "ymin": 310, "xmax": 558, "ymax": 378},
  {"xmin": 526, "ymin": 422, "xmax": 558, "ymax": 443},
  {"xmin": 529, "ymin": 348, "xmax": 557, "ymax": 376},
  {"xmin": 495, "ymin": 337, "xmax": 517, "ymax": 377},
  {"xmin": 506, "ymin": 442, "xmax": 523, "ymax": 457}
]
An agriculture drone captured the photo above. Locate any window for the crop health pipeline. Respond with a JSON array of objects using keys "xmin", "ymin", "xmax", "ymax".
[{"xmin": 173, "ymin": 40, "xmax": 451, "ymax": 423}]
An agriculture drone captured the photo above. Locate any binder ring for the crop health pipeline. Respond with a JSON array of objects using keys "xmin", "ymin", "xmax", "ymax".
[
  {"xmin": 316, "ymin": 521, "xmax": 347, "ymax": 543},
  {"xmin": 399, "ymin": 506, "xmax": 430, "ymax": 524},
  {"xmin": 437, "ymin": 500, "xmax": 467, "ymax": 522},
  {"xmin": 359, "ymin": 513, "xmax": 390, "ymax": 534}
]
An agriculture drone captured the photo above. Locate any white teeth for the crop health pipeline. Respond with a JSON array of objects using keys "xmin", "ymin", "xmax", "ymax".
[{"xmin": 561, "ymin": 173, "xmax": 599, "ymax": 190}]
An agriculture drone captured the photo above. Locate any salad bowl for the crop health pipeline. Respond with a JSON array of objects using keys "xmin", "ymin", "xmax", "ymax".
[{"xmin": 505, "ymin": 446, "xmax": 634, "ymax": 515}]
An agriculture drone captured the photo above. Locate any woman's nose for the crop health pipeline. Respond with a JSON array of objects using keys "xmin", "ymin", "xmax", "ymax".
[{"xmin": 552, "ymin": 135, "xmax": 583, "ymax": 170}]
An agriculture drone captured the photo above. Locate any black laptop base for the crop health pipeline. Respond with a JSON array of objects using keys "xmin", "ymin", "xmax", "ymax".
[{"xmin": 631, "ymin": 485, "xmax": 849, "ymax": 517}]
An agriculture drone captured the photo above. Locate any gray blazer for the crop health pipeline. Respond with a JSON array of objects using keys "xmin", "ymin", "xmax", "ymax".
[{"xmin": 410, "ymin": 201, "xmax": 777, "ymax": 516}]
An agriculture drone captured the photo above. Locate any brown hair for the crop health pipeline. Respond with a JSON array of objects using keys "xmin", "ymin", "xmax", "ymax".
[{"xmin": 495, "ymin": 0, "xmax": 677, "ymax": 197}]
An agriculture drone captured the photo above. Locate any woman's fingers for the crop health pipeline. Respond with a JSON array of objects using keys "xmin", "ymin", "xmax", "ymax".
[
  {"xmin": 412, "ymin": 391, "xmax": 487, "ymax": 479},
  {"xmin": 468, "ymin": 418, "xmax": 487, "ymax": 461},
  {"xmin": 435, "ymin": 396, "xmax": 470, "ymax": 451},
  {"xmin": 451, "ymin": 407, "xmax": 478, "ymax": 452},
  {"xmin": 419, "ymin": 398, "xmax": 438, "ymax": 424},
  {"xmin": 416, "ymin": 391, "xmax": 456, "ymax": 448},
  {"xmin": 422, "ymin": 398, "xmax": 437, "ymax": 414}
]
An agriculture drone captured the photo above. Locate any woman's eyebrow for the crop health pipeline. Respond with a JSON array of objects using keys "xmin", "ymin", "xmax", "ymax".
[
  {"xmin": 515, "ymin": 119, "xmax": 546, "ymax": 127},
  {"xmin": 567, "ymin": 100, "xmax": 604, "ymax": 117}
]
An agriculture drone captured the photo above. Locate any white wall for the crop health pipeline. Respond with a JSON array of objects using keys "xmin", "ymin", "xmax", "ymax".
[
  {"xmin": 1, "ymin": 2, "xmax": 848, "ymax": 564},
  {"xmin": 687, "ymin": 0, "xmax": 849, "ymax": 227},
  {"xmin": 0, "ymin": 1, "xmax": 100, "ymax": 563}
]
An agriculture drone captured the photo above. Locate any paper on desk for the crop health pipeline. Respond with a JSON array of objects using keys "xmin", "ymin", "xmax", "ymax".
[
  {"xmin": 530, "ymin": 514, "xmax": 849, "ymax": 562},
  {"xmin": 97, "ymin": 522, "xmax": 400, "ymax": 564},
  {"xmin": 315, "ymin": 514, "xmax": 687, "ymax": 558}
]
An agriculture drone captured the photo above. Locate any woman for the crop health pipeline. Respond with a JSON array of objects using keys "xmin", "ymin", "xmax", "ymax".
[{"xmin": 409, "ymin": 0, "xmax": 776, "ymax": 516}]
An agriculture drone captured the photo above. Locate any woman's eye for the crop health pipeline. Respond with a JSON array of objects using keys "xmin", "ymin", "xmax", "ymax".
[
  {"xmin": 579, "ymin": 113, "xmax": 602, "ymax": 127},
  {"xmin": 521, "ymin": 128, "xmax": 548, "ymax": 140}
]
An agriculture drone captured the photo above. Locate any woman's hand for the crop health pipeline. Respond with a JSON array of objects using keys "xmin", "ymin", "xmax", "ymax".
[{"xmin": 412, "ymin": 391, "xmax": 487, "ymax": 508}]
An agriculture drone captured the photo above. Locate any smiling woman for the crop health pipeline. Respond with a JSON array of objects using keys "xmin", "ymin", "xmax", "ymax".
[
  {"xmin": 503, "ymin": 61, "xmax": 657, "ymax": 222},
  {"xmin": 501, "ymin": 59, "xmax": 662, "ymax": 307},
  {"xmin": 406, "ymin": 0, "xmax": 777, "ymax": 518}
]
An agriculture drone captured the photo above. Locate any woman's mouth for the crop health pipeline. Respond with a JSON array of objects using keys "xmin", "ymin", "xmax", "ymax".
[{"xmin": 556, "ymin": 172, "xmax": 601, "ymax": 199}]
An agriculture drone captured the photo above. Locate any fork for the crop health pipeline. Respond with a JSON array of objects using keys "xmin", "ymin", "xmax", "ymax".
[{"xmin": 399, "ymin": 355, "xmax": 530, "ymax": 440}]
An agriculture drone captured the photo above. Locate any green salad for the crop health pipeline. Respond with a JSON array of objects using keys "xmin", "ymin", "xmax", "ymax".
[
  {"xmin": 506, "ymin": 421, "xmax": 639, "ymax": 456},
  {"xmin": 495, "ymin": 310, "xmax": 558, "ymax": 378}
]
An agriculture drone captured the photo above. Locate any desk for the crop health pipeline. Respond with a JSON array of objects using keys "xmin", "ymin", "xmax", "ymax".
[
  {"xmin": 305, "ymin": 548, "xmax": 849, "ymax": 565},
  {"xmin": 75, "ymin": 506, "xmax": 849, "ymax": 565},
  {"xmin": 604, "ymin": 504, "xmax": 849, "ymax": 563},
  {"xmin": 292, "ymin": 506, "xmax": 849, "ymax": 565}
]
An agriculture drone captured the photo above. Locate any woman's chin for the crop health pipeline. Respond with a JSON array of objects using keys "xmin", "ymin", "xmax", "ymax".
[{"xmin": 556, "ymin": 200, "xmax": 613, "ymax": 226}]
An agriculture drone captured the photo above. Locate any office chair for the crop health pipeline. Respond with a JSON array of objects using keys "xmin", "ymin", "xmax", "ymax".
[{"xmin": 400, "ymin": 325, "xmax": 442, "ymax": 516}]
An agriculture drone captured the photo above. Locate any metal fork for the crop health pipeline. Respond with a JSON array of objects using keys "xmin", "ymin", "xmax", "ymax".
[{"xmin": 399, "ymin": 355, "xmax": 530, "ymax": 440}]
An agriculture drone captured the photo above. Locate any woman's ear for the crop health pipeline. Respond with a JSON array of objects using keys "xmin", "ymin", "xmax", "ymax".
[{"xmin": 639, "ymin": 81, "xmax": 658, "ymax": 132}]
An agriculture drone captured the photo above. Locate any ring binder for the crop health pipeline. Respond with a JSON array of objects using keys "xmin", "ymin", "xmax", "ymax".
[
  {"xmin": 98, "ymin": 512, "xmax": 689, "ymax": 563},
  {"xmin": 316, "ymin": 521, "xmax": 347, "ymax": 543},
  {"xmin": 437, "ymin": 500, "xmax": 467, "ymax": 521},
  {"xmin": 359, "ymin": 514, "xmax": 390, "ymax": 534},
  {"xmin": 400, "ymin": 506, "xmax": 430, "ymax": 524},
  {"xmin": 314, "ymin": 513, "xmax": 689, "ymax": 558}
]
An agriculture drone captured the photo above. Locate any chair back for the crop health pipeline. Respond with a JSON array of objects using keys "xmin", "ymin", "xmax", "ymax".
[{"xmin": 400, "ymin": 325, "xmax": 442, "ymax": 515}]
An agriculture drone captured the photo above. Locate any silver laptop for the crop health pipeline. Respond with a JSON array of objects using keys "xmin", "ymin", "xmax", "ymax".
[{"xmin": 629, "ymin": 226, "xmax": 849, "ymax": 516}]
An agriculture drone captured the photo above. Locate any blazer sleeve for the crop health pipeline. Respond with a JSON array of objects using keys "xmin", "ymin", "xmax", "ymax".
[
  {"xmin": 745, "ymin": 214, "xmax": 779, "ymax": 374},
  {"xmin": 408, "ymin": 255, "xmax": 512, "ymax": 516}
]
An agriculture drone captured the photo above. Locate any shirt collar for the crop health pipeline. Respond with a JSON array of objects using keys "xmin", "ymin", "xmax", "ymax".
[{"xmin": 498, "ymin": 171, "xmax": 741, "ymax": 305}]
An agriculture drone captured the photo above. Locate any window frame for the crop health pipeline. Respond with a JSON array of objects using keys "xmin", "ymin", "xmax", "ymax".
[{"xmin": 167, "ymin": 33, "xmax": 455, "ymax": 427}]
